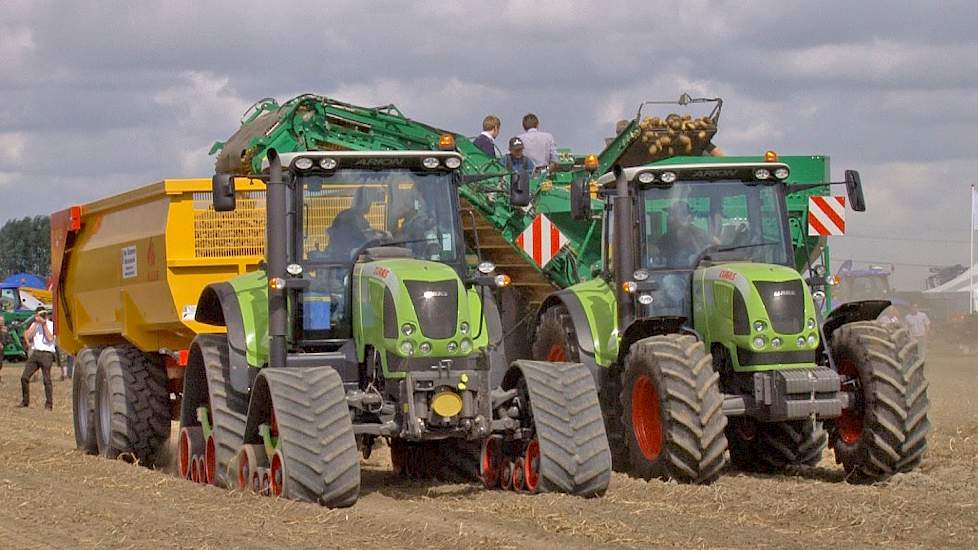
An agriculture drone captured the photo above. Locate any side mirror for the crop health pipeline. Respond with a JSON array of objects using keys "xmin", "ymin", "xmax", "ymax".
[
  {"xmin": 570, "ymin": 174, "xmax": 591, "ymax": 221},
  {"xmin": 510, "ymin": 169, "xmax": 531, "ymax": 207},
  {"xmin": 212, "ymin": 174, "xmax": 237, "ymax": 212},
  {"xmin": 844, "ymin": 170, "xmax": 866, "ymax": 212}
]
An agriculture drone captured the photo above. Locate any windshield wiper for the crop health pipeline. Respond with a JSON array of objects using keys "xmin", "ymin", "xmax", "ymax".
[{"xmin": 693, "ymin": 241, "xmax": 780, "ymax": 268}]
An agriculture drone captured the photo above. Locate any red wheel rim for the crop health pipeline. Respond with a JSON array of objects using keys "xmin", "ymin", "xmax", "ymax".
[
  {"xmin": 190, "ymin": 457, "xmax": 200, "ymax": 483},
  {"xmin": 251, "ymin": 469, "xmax": 262, "ymax": 493},
  {"xmin": 178, "ymin": 429, "xmax": 193, "ymax": 479},
  {"xmin": 547, "ymin": 344, "xmax": 567, "ymax": 362},
  {"xmin": 524, "ymin": 439, "xmax": 541, "ymax": 493},
  {"xmin": 836, "ymin": 358, "xmax": 863, "ymax": 445},
  {"xmin": 270, "ymin": 410, "xmax": 279, "ymax": 438},
  {"xmin": 236, "ymin": 448, "xmax": 250, "ymax": 490},
  {"xmin": 512, "ymin": 461, "xmax": 525, "ymax": 492},
  {"xmin": 204, "ymin": 434, "xmax": 216, "ymax": 485},
  {"xmin": 260, "ymin": 470, "xmax": 271, "ymax": 496},
  {"xmin": 500, "ymin": 461, "xmax": 513, "ymax": 490},
  {"xmin": 270, "ymin": 452, "xmax": 285, "ymax": 497},
  {"xmin": 480, "ymin": 438, "xmax": 500, "ymax": 488},
  {"xmin": 632, "ymin": 375, "xmax": 663, "ymax": 460}
]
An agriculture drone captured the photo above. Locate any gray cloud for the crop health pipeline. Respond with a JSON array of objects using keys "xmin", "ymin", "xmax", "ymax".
[{"xmin": 1, "ymin": 0, "xmax": 976, "ymax": 290}]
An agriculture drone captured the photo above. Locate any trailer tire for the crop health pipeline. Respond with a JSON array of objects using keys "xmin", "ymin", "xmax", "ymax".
[
  {"xmin": 72, "ymin": 347, "xmax": 101, "ymax": 454},
  {"xmin": 261, "ymin": 367, "xmax": 360, "ymax": 507},
  {"xmin": 533, "ymin": 306, "xmax": 631, "ymax": 472},
  {"xmin": 727, "ymin": 419, "xmax": 827, "ymax": 471},
  {"xmin": 94, "ymin": 346, "xmax": 171, "ymax": 467},
  {"xmin": 829, "ymin": 321, "xmax": 930, "ymax": 482},
  {"xmin": 620, "ymin": 334, "xmax": 728, "ymax": 484},
  {"xmin": 507, "ymin": 360, "xmax": 612, "ymax": 497}
]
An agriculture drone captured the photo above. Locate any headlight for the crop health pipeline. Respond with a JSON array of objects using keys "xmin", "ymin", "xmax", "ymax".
[
  {"xmin": 622, "ymin": 281, "xmax": 637, "ymax": 294},
  {"xmin": 444, "ymin": 157, "xmax": 462, "ymax": 169},
  {"xmin": 771, "ymin": 337, "xmax": 782, "ymax": 348},
  {"xmin": 447, "ymin": 341, "xmax": 458, "ymax": 353},
  {"xmin": 752, "ymin": 336, "xmax": 766, "ymax": 350},
  {"xmin": 459, "ymin": 322, "xmax": 469, "ymax": 335},
  {"xmin": 632, "ymin": 269, "xmax": 650, "ymax": 281},
  {"xmin": 797, "ymin": 336, "xmax": 806, "ymax": 347},
  {"xmin": 399, "ymin": 340, "xmax": 415, "ymax": 355},
  {"xmin": 754, "ymin": 168, "xmax": 770, "ymax": 180},
  {"xmin": 753, "ymin": 320, "xmax": 767, "ymax": 333},
  {"xmin": 294, "ymin": 158, "xmax": 314, "ymax": 170},
  {"xmin": 659, "ymin": 171, "xmax": 677, "ymax": 183},
  {"xmin": 319, "ymin": 157, "xmax": 337, "ymax": 170},
  {"xmin": 286, "ymin": 263, "xmax": 303, "ymax": 276},
  {"xmin": 401, "ymin": 323, "xmax": 415, "ymax": 336},
  {"xmin": 459, "ymin": 339, "xmax": 472, "ymax": 354},
  {"xmin": 637, "ymin": 172, "xmax": 655, "ymax": 184},
  {"xmin": 637, "ymin": 293, "xmax": 654, "ymax": 305},
  {"xmin": 774, "ymin": 167, "xmax": 789, "ymax": 180},
  {"xmin": 422, "ymin": 157, "xmax": 440, "ymax": 169},
  {"xmin": 419, "ymin": 342, "xmax": 432, "ymax": 354},
  {"xmin": 807, "ymin": 334, "xmax": 818, "ymax": 347},
  {"xmin": 807, "ymin": 318, "xmax": 816, "ymax": 330},
  {"xmin": 477, "ymin": 261, "xmax": 495, "ymax": 274}
]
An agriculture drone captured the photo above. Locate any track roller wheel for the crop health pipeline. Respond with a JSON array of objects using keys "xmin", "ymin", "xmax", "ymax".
[
  {"xmin": 204, "ymin": 433, "xmax": 217, "ymax": 485},
  {"xmin": 480, "ymin": 436, "xmax": 503, "ymax": 489},
  {"xmin": 523, "ymin": 439, "xmax": 541, "ymax": 493},
  {"xmin": 270, "ymin": 450, "xmax": 285, "ymax": 497},
  {"xmin": 236, "ymin": 444, "xmax": 268, "ymax": 492},
  {"xmin": 178, "ymin": 427, "xmax": 204, "ymax": 480},
  {"xmin": 259, "ymin": 469, "xmax": 271, "ymax": 496},
  {"xmin": 512, "ymin": 460, "xmax": 525, "ymax": 492},
  {"xmin": 500, "ymin": 461, "xmax": 514, "ymax": 491}
]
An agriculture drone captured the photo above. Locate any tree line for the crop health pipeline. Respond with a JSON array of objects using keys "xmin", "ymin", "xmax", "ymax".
[{"xmin": 0, "ymin": 216, "xmax": 51, "ymax": 279}]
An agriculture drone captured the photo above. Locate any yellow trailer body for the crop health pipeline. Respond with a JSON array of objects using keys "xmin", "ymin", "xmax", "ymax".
[{"xmin": 51, "ymin": 178, "xmax": 266, "ymax": 357}]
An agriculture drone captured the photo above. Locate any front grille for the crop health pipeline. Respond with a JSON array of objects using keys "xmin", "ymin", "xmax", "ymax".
[
  {"xmin": 754, "ymin": 280, "xmax": 804, "ymax": 334},
  {"xmin": 386, "ymin": 352, "xmax": 476, "ymax": 372},
  {"xmin": 403, "ymin": 280, "xmax": 458, "ymax": 339},
  {"xmin": 737, "ymin": 348, "xmax": 817, "ymax": 366}
]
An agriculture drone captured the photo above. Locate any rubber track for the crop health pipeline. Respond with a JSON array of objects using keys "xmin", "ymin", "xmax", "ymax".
[
  {"xmin": 621, "ymin": 334, "xmax": 728, "ymax": 483},
  {"xmin": 195, "ymin": 334, "xmax": 248, "ymax": 488},
  {"xmin": 72, "ymin": 346, "xmax": 101, "ymax": 454},
  {"xmin": 731, "ymin": 420, "xmax": 827, "ymax": 470},
  {"xmin": 830, "ymin": 321, "xmax": 930, "ymax": 481},
  {"xmin": 96, "ymin": 345, "xmax": 171, "ymax": 467},
  {"xmin": 533, "ymin": 306, "xmax": 630, "ymax": 471},
  {"xmin": 262, "ymin": 367, "xmax": 360, "ymax": 507},
  {"xmin": 513, "ymin": 360, "xmax": 611, "ymax": 497}
]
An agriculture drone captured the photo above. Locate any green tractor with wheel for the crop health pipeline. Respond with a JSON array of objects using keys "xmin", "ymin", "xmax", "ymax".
[
  {"xmin": 180, "ymin": 148, "xmax": 611, "ymax": 506},
  {"xmin": 533, "ymin": 158, "xmax": 929, "ymax": 483}
]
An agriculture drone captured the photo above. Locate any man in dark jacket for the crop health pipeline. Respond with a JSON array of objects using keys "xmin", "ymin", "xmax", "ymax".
[{"xmin": 472, "ymin": 115, "xmax": 501, "ymax": 158}]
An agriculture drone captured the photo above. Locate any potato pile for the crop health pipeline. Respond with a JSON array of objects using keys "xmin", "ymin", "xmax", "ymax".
[{"xmin": 638, "ymin": 114, "xmax": 717, "ymax": 157}]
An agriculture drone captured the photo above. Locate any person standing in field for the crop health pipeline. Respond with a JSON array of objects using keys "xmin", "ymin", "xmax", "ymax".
[
  {"xmin": 473, "ymin": 115, "xmax": 501, "ymax": 158},
  {"xmin": 0, "ymin": 316, "xmax": 7, "ymax": 383},
  {"xmin": 904, "ymin": 303, "xmax": 931, "ymax": 356},
  {"xmin": 19, "ymin": 307, "xmax": 56, "ymax": 410}
]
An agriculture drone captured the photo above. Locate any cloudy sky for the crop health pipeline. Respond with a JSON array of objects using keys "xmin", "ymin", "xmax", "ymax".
[{"xmin": 2, "ymin": 1, "xmax": 976, "ymax": 289}]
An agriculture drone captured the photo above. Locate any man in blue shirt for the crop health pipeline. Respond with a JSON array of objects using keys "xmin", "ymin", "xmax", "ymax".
[
  {"xmin": 472, "ymin": 115, "xmax": 501, "ymax": 158},
  {"xmin": 502, "ymin": 137, "xmax": 535, "ymax": 174}
]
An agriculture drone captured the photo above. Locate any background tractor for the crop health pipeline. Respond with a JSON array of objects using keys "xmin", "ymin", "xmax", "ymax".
[{"xmin": 532, "ymin": 158, "xmax": 930, "ymax": 483}]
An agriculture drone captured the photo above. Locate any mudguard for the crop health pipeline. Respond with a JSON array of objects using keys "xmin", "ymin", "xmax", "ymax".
[
  {"xmin": 538, "ymin": 289, "xmax": 603, "ymax": 385},
  {"xmin": 822, "ymin": 299, "xmax": 891, "ymax": 344},
  {"xmin": 195, "ymin": 282, "xmax": 256, "ymax": 394}
]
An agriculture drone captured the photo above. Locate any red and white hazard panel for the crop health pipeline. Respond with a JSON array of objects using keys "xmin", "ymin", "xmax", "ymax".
[
  {"xmin": 515, "ymin": 214, "xmax": 569, "ymax": 267},
  {"xmin": 808, "ymin": 196, "xmax": 846, "ymax": 236}
]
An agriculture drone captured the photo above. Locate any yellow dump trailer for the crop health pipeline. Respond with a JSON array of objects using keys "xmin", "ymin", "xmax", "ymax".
[{"xmin": 51, "ymin": 178, "xmax": 266, "ymax": 359}]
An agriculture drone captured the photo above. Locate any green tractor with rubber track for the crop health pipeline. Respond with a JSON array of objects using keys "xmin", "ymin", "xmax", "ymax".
[
  {"xmin": 180, "ymin": 149, "xmax": 611, "ymax": 506},
  {"xmin": 533, "ymin": 158, "xmax": 930, "ymax": 483}
]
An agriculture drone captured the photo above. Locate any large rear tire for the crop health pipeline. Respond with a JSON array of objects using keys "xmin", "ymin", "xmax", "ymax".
[
  {"xmin": 829, "ymin": 320, "xmax": 930, "ymax": 482},
  {"xmin": 72, "ymin": 347, "xmax": 101, "ymax": 454},
  {"xmin": 620, "ymin": 335, "xmax": 728, "ymax": 484},
  {"xmin": 261, "ymin": 367, "xmax": 360, "ymax": 507},
  {"xmin": 508, "ymin": 360, "xmax": 612, "ymax": 497},
  {"xmin": 532, "ymin": 306, "xmax": 630, "ymax": 472},
  {"xmin": 94, "ymin": 345, "xmax": 171, "ymax": 467},
  {"xmin": 727, "ymin": 418, "xmax": 827, "ymax": 471}
]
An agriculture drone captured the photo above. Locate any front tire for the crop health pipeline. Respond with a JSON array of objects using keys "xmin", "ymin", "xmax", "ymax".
[
  {"xmin": 829, "ymin": 320, "xmax": 930, "ymax": 482},
  {"xmin": 727, "ymin": 418, "xmax": 827, "ymax": 471},
  {"xmin": 620, "ymin": 335, "xmax": 728, "ymax": 484}
]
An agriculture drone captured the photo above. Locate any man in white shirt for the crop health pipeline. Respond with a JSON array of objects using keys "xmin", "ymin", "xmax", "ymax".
[
  {"xmin": 20, "ymin": 307, "xmax": 56, "ymax": 410},
  {"xmin": 516, "ymin": 113, "xmax": 558, "ymax": 172},
  {"xmin": 903, "ymin": 303, "xmax": 931, "ymax": 356}
]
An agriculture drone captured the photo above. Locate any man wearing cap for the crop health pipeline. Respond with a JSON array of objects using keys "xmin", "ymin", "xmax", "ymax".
[
  {"xmin": 516, "ymin": 113, "xmax": 558, "ymax": 172},
  {"xmin": 19, "ymin": 307, "xmax": 56, "ymax": 410},
  {"xmin": 473, "ymin": 115, "xmax": 501, "ymax": 158},
  {"xmin": 502, "ymin": 137, "xmax": 535, "ymax": 174}
]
